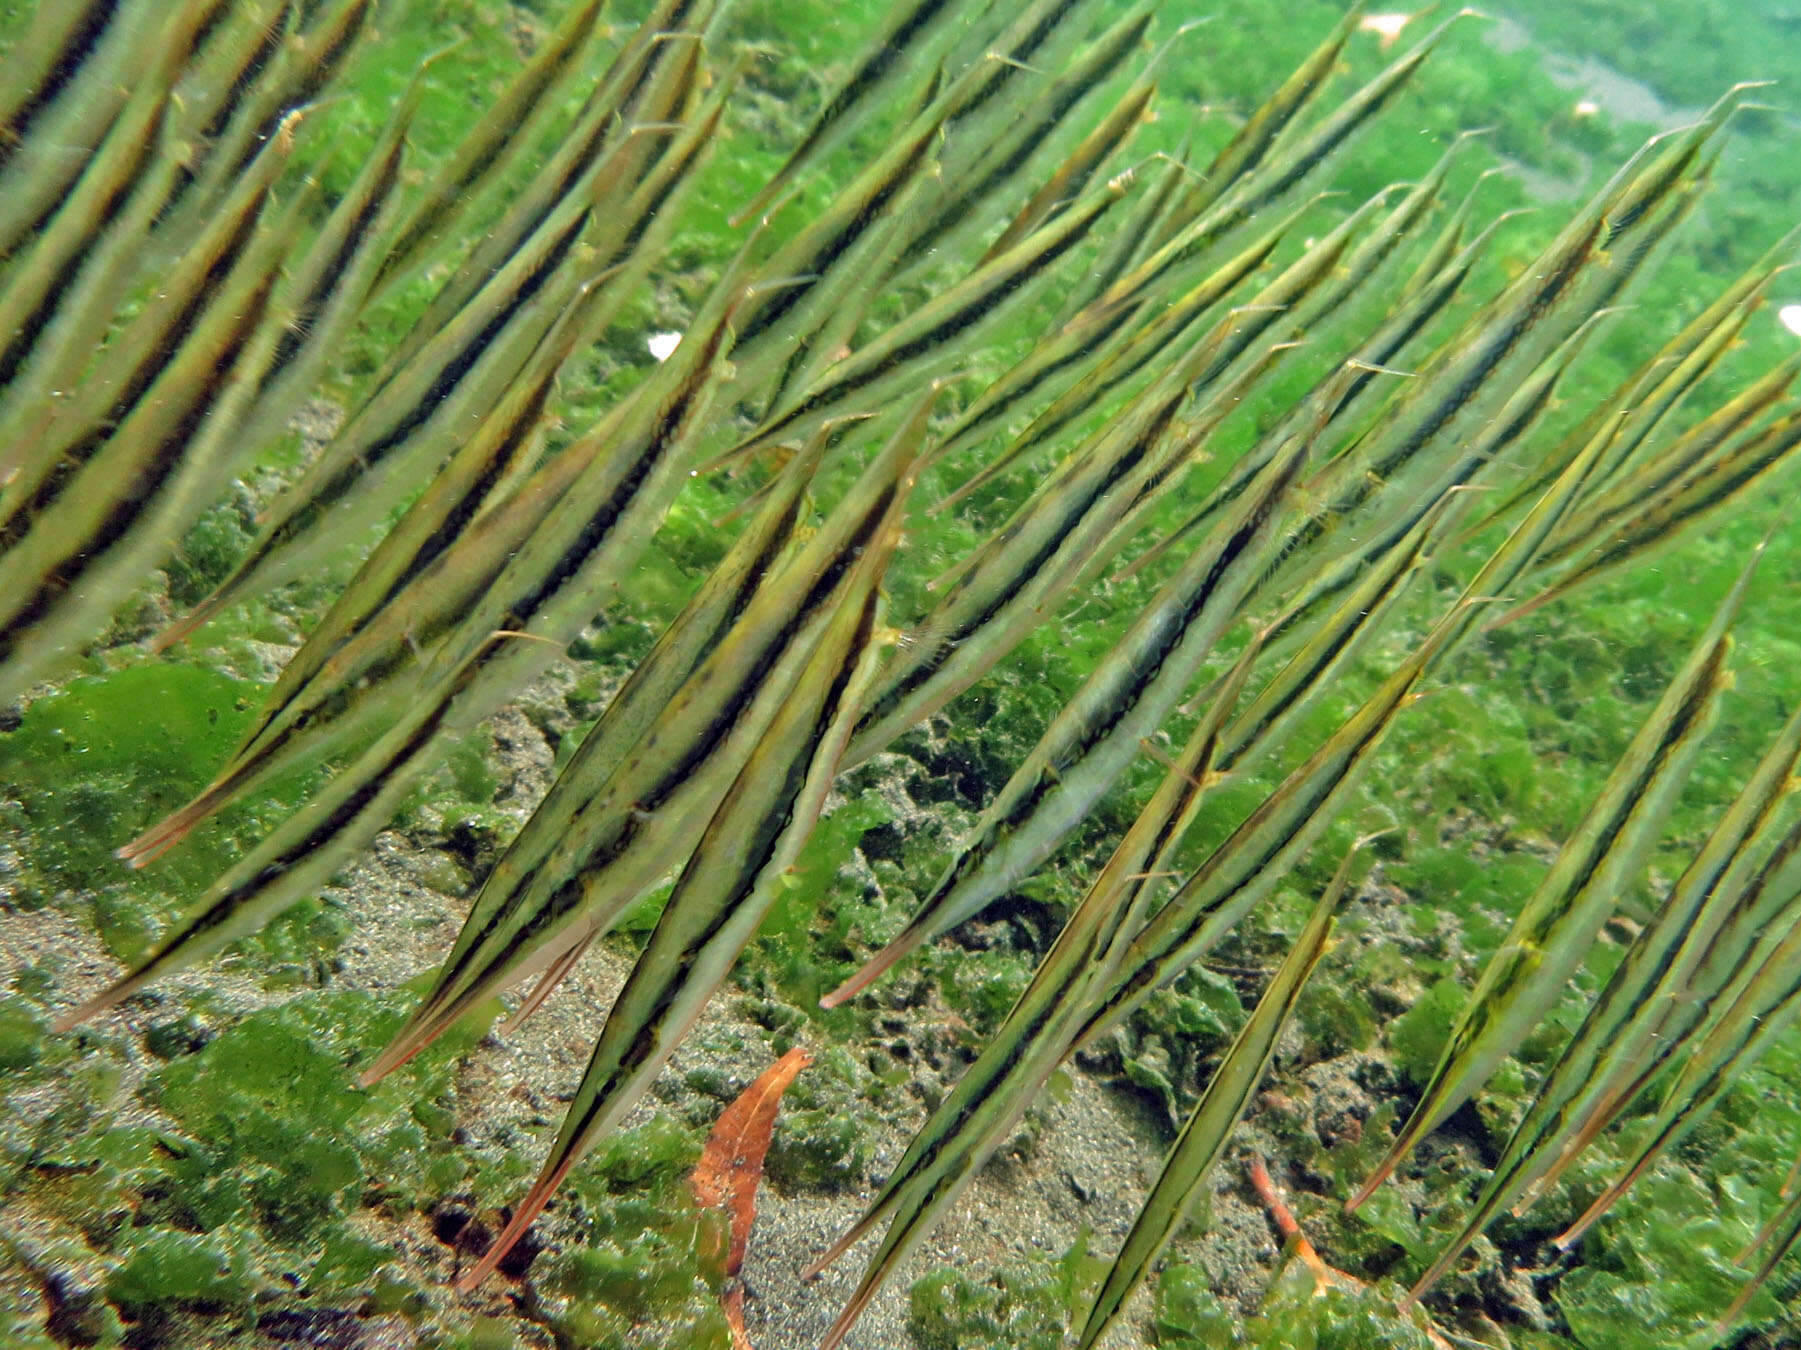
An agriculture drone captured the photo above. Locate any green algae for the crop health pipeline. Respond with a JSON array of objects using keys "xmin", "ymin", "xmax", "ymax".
[
  {"xmin": 1256, "ymin": 1271, "xmax": 1439, "ymax": 1350},
  {"xmin": 0, "ymin": 989, "xmax": 514, "ymax": 1343},
  {"xmin": 528, "ymin": 1118, "xmax": 732, "ymax": 1349},
  {"xmin": 1154, "ymin": 1256, "xmax": 1455, "ymax": 1350},
  {"xmin": 163, "ymin": 499, "xmax": 260, "ymax": 610},
  {"xmin": 1151, "ymin": 1262, "xmax": 1238, "ymax": 1346},
  {"xmin": 105, "ymin": 1229, "xmax": 257, "ymax": 1311},
  {"xmin": 762, "ymin": 1046, "xmax": 885, "ymax": 1193},
  {"xmin": 907, "ymin": 1237, "xmax": 1097, "ymax": 1350},
  {"xmin": 0, "ymin": 986, "xmax": 731, "ymax": 1346},
  {"xmin": 0, "ymin": 993, "xmax": 46, "ymax": 1071},
  {"xmin": 0, "ymin": 661, "xmax": 327, "ymax": 968},
  {"xmin": 1556, "ymin": 1172, "xmax": 1780, "ymax": 1349},
  {"xmin": 0, "ymin": 665, "xmax": 253, "ymax": 864},
  {"xmin": 1385, "ymin": 979, "xmax": 1468, "ymax": 1091}
]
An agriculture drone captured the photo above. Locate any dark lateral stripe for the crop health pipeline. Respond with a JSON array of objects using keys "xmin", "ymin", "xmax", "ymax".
[
  {"xmin": 947, "ymin": 0, "xmax": 1085, "ymax": 126},
  {"xmin": 508, "ymin": 107, "xmax": 626, "ymax": 253},
  {"xmin": 759, "ymin": 0, "xmax": 956, "ymax": 202},
  {"xmin": 148, "ymin": 692, "xmax": 453, "ymax": 958},
  {"xmin": 0, "ymin": 269, "xmax": 278, "ymax": 658},
  {"xmin": 1075, "ymin": 881, "xmax": 1338, "ymax": 1350},
  {"xmin": 827, "ymin": 427, "xmax": 1310, "ymax": 1000},
  {"xmin": 1333, "ymin": 255, "xmax": 1476, "ymax": 418},
  {"xmin": 980, "ymin": 233, "xmax": 1281, "ymax": 469},
  {"xmin": 497, "ymin": 327, "xmax": 735, "ymax": 635},
  {"xmin": 229, "ymin": 297, "xmax": 625, "ymax": 750},
  {"xmin": 404, "ymin": 403, "xmax": 556, "ymax": 597},
  {"xmin": 1587, "ymin": 422, "xmax": 1801, "ymax": 575},
  {"xmin": 855, "ymin": 410, "xmax": 1170, "ymax": 733},
  {"xmin": 903, "ymin": 10, "xmax": 1148, "ymax": 262},
  {"xmin": 0, "ymin": 98, "xmax": 170, "ymax": 389},
  {"xmin": 1022, "ymin": 500, "xmax": 1275, "ymax": 838},
  {"xmin": 176, "ymin": 621, "xmax": 511, "ymax": 990},
  {"xmin": 1093, "ymin": 702, "xmax": 1393, "ymax": 1040},
  {"xmin": 1596, "ymin": 363, "xmax": 1794, "ymax": 520},
  {"xmin": 239, "ymin": 614, "xmax": 431, "ymax": 775},
  {"xmin": 1353, "ymin": 569, "xmax": 1741, "ymax": 1211},
  {"xmin": 291, "ymin": 376, "xmax": 568, "ymax": 690},
  {"xmin": 260, "ymin": 137, "xmax": 403, "ymax": 394},
  {"xmin": 733, "ymin": 128, "xmax": 939, "ymax": 347},
  {"xmin": 432, "ymin": 481, "xmax": 900, "ymax": 998},
  {"xmin": 1187, "ymin": 248, "xmax": 1478, "ymax": 568},
  {"xmin": 602, "ymin": 93, "xmax": 722, "ymax": 268},
  {"xmin": 942, "ymin": 297, "xmax": 1147, "ymax": 454},
  {"xmin": 761, "ymin": 193, "xmax": 1113, "ymax": 438},
  {"xmin": 1221, "ymin": 591, "xmax": 1404, "ymax": 769},
  {"xmin": 425, "ymin": 0, "xmax": 602, "ymax": 213},
  {"xmin": 186, "ymin": 0, "xmax": 235, "ymax": 55},
  {"xmin": 0, "ymin": 0, "xmax": 125, "ymax": 169},
  {"xmin": 1246, "ymin": 52, "xmax": 1425, "ymax": 210},
  {"xmin": 1069, "ymin": 152, "xmax": 1185, "ymax": 313},
  {"xmin": 612, "ymin": 0, "xmax": 702, "ymax": 127},
  {"xmin": 1078, "ymin": 605, "xmax": 1478, "ymax": 1052},
  {"xmin": 1418, "ymin": 694, "xmax": 1801, "ymax": 1294},
  {"xmin": 638, "ymin": 485, "xmax": 898, "ymax": 811},
  {"xmin": 406, "ymin": 435, "xmax": 823, "ymax": 975},
  {"xmin": 222, "ymin": 204, "xmax": 590, "ymax": 597},
  {"xmin": 1602, "ymin": 139, "xmax": 1707, "ymax": 247},
  {"xmin": 380, "ymin": 0, "xmax": 612, "ymax": 272},
  {"xmin": 1317, "ymin": 216, "xmax": 1602, "ymax": 532},
  {"xmin": 1441, "ymin": 668, "xmax": 1720, "ymax": 1073},
  {"xmin": 1275, "ymin": 348, "xmax": 1570, "ymax": 623},
  {"xmin": 220, "ymin": 0, "xmax": 372, "ymax": 186},
  {"xmin": 1157, "ymin": 5, "xmax": 1359, "ymax": 238},
  {"xmin": 201, "ymin": 3, "xmax": 293, "ymax": 144},
  {"xmin": 337, "ymin": 208, "xmax": 589, "ymax": 484},
  {"xmin": 559, "ymin": 588, "xmax": 877, "ymax": 1141},
  {"xmin": 1, "ymin": 187, "xmax": 269, "ymax": 548},
  {"xmin": 984, "ymin": 73, "xmax": 1149, "ymax": 260},
  {"xmin": 544, "ymin": 483, "xmax": 899, "ymax": 873},
  {"xmin": 884, "ymin": 988, "xmax": 1064, "ymax": 1186},
  {"xmin": 466, "ymin": 528, "xmax": 897, "ymax": 1289}
]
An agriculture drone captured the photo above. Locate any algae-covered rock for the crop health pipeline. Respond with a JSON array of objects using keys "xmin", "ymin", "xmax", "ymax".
[
  {"xmin": 1151, "ymin": 1261, "xmax": 1239, "ymax": 1346},
  {"xmin": 763, "ymin": 1045, "xmax": 885, "ymax": 1193},
  {"xmin": 1385, "ymin": 979, "xmax": 1466, "ymax": 1090},
  {"xmin": 105, "ymin": 1228, "xmax": 256, "ymax": 1309},
  {"xmin": 907, "ymin": 1243, "xmax": 1092, "ymax": 1350},
  {"xmin": 1249, "ymin": 1262, "xmax": 1440, "ymax": 1349},
  {"xmin": 0, "ymin": 993, "xmax": 47, "ymax": 1071}
]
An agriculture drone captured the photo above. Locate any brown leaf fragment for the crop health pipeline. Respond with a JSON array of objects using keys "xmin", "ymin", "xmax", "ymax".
[
  {"xmin": 1245, "ymin": 1155, "xmax": 1454, "ymax": 1350},
  {"xmin": 691, "ymin": 1045, "xmax": 812, "ymax": 1348},
  {"xmin": 1247, "ymin": 1154, "xmax": 1346, "ymax": 1292}
]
